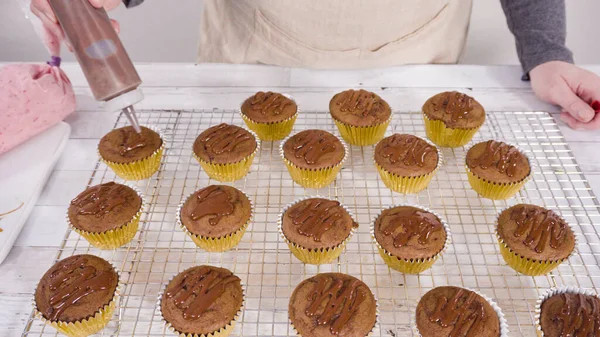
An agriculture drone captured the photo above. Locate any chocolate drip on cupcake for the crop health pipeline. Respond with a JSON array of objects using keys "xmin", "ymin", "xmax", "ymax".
[
  {"xmin": 199, "ymin": 123, "xmax": 253, "ymax": 155},
  {"xmin": 118, "ymin": 127, "xmax": 147, "ymax": 155},
  {"xmin": 510, "ymin": 205, "xmax": 568, "ymax": 253},
  {"xmin": 289, "ymin": 130, "xmax": 340, "ymax": 165},
  {"xmin": 188, "ymin": 185, "xmax": 235, "ymax": 225},
  {"xmin": 335, "ymin": 89, "xmax": 385, "ymax": 116},
  {"xmin": 165, "ymin": 266, "xmax": 240, "ymax": 319},
  {"xmin": 381, "ymin": 207, "xmax": 442, "ymax": 248},
  {"xmin": 380, "ymin": 134, "xmax": 435, "ymax": 167},
  {"xmin": 248, "ymin": 91, "xmax": 292, "ymax": 116},
  {"xmin": 287, "ymin": 199, "xmax": 343, "ymax": 242},
  {"xmin": 70, "ymin": 182, "xmax": 131, "ymax": 217},
  {"xmin": 555, "ymin": 293, "xmax": 600, "ymax": 335},
  {"xmin": 430, "ymin": 91, "xmax": 475, "ymax": 122},
  {"xmin": 428, "ymin": 288, "xmax": 486, "ymax": 337},
  {"xmin": 468, "ymin": 140, "xmax": 521, "ymax": 177}
]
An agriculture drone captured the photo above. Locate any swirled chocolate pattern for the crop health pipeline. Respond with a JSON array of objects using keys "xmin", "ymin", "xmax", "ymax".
[
  {"xmin": 468, "ymin": 140, "xmax": 521, "ymax": 177},
  {"xmin": 287, "ymin": 199, "xmax": 344, "ymax": 242},
  {"xmin": 430, "ymin": 91, "xmax": 475, "ymax": 122},
  {"xmin": 510, "ymin": 205, "xmax": 568, "ymax": 253},
  {"xmin": 118, "ymin": 126, "xmax": 147, "ymax": 155},
  {"xmin": 198, "ymin": 124, "xmax": 253, "ymax": 155},
  {"xmin": 553, "ymin": 293, "xmax": 600, "ymax": 336},
  {"xmin": 70, "ymin": 182, "xmax": 130, "ymax": 217},
  {"xmin": 334, "ymin": 89, "xmax": 386, "ymax": 117},
  {"xmin": 188, "ymin": 185, "xmax": 234, "ymax": 225},
  {"xmin": 165, "ymin": 266, "xmax": 240, "ymax": 320},
  {"xmin": 380, "ymin": 207, "xmax": 443, "ymax": 248},
  {"xmin": 286, "ymin": 130, "xmax": 342, "ymax": 166},
  {"xmin": 248, "ymin": 91, "xmax": 293, "ymax": 116},
  {"xmin": 429, "ymin": 288, "xmax": 486, "ymax": 337},
  {"xmin": 380, "ymin": 134, "xmax": 435, "ymax": 167}
]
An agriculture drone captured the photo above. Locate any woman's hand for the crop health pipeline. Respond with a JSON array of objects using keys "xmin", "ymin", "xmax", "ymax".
[{"xmin": 530, "ymin": 61, "xmax": 600, "ymax": 130}]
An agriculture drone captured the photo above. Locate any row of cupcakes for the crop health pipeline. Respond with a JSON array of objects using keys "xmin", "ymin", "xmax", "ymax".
[
  {"xmin": 33, "ymin": 253, "xmax": 595, "ymax": 337},
  {"xmin": 67, "ymin": 181, "xmax": 576, "ymax": 278}
]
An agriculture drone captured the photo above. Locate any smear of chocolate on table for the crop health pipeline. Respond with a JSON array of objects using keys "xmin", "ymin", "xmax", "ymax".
[{"xmin": 0, "ymin": 202, "xmax": 24, "ymax": 232}]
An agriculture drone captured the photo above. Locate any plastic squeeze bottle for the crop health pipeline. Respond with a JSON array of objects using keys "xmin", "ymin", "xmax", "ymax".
[{"xmin": 48, "ymin": 0, "xmax": 143, "ymax": 132}]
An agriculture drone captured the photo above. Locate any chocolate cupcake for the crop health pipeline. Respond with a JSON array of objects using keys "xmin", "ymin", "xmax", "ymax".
[
  {"xmin": 280, "ymin": 129, "xmax": 347, "ymax": 188},
  {"xmin": 329, "ymin": 89, "xmax": 392, "ymax": 146},
  {"xmin": 193, "ymin": 123, "xmax": 259, "ymax": 182},
  {"xmin": 496, "ymin": 204, "xmax": 575, "ymax": 276},
  {"xmin": 34, "ymin": 254, "xmax": 120, "ymax": 337},
  {"xmin": 289, "ymin": 273, "xmax": 377, "ymax": 337},
  {"xmin": 240, "ymin": 91, "xmax": 298, "ymax": 141},
  {"xmin": 535, "ymin": 287, "xmax": 600, "ymax": 337},
  {"xmin": 279, "ymin": 197, "xmax": 358, "ymax": 264},
  {"xmin": 466, "ymin": 140, "xmax": 531, "ymax": 200},
  {"xmin": 98, "ymin": 125, "xmax": 164, "ymax": 180},
  {"xmin": 374, "ymin": 134, "xmax": 441, "ymax": 194},
  {"xmin": 68, "ymin": 182, "xmax": 143, "ymax": 249},
  {"xmin": 177, "ymin": 185, "xmax": 252, "ymax": 252},
  {"xmin": 422, "ymin": 91, "xmax": 485, "ymax": 147},
  {"xmin": 159, "ymin": 265, "xmax": 244, "ymax": 337},
  {"xmin": 415, "ymin": 286, "xmax": 508, "ymax": 337},
  {"xmin": 372, "ymin": 205, "xmax": 450, "ymax": 274}
]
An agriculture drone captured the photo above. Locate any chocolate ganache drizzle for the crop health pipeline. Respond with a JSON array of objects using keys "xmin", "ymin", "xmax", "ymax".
[
  {"xmin": 118, "ymin": 127, "xmax": 147, "ymax": 155},
  {"xmin": 431, "ymin": 91, "xmax": 475, "ymax": 122},
  {"xmin": 510, "ymin": 206, "xmax": 568, "ymax": 253},
  {"xmin": 429, "ymin": 288, "xmax": 486, "ymax": 337},
  {"xmin": 381, "ymin": 135, "xmax": 435, "ymax": 167},
  {"xmin": 200, "ymin": 124, "xmax": 252, "ymax": 155},
  {"xmin": 45, "ymin": 257, "xmax": 116, "ymax": 321},
  {"xmin": 554, "ymin": 293, "xmax": 600, "ymax": 336},
  {"xmin": 165, "ymin": 266, "xmax": 240, "ymax": 320},
  {"xmin": 70, "ymin": 182, "xmax": 130, "ymax": 217},
  {"xmin": 381, "ymin": 208, "xmax": 442, "ymax": 248},
  {"xmin": 290, "ymin": 131, "xmax": 339, "ymax": 165},
  {"xmin": 468, "ymin": 140, "xmax": 521, "ymax": 177},
  {"xmin": 189, "ymin": 186, "xmax": 234, "ymax": 225},
  {"xmin": 335, "ymin": 89, "xmax": 384, "ymax": 116},
  {"xmin": 305, "ymin": 275, "xmax": 366, "ymax": 335},
  {"xmin": 287, "ymin": 199, "xmax": 344, "ymax": 242},
  {"xmin": 249, "ymin": 91, "xmax": 292, "ymax": 115}
]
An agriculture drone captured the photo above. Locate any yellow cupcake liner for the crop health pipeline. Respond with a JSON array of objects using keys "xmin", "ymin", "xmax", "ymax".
[
  {"xmin": 332, "ymin": 114, "xmax": 392, "ymax": 146},
  {"xmin": 412, "ymin": 287, "xmax": 509, "ymax": 337},
  {"xmin": 239, "ymin": 94, "xmax": 298, "ymax": 141},
  {"xmin": 534, "ymin": 287, "xmax": 598, "ymax": 337},
  {"xmin": 422, "ymin": 113, "xmax": 482, "ymax": 148},
  {"xmin": 278, "ymin": 196, "xmax": 357, "ymax": 265},
  {"xmin": 374, "ymin": 138, "xmax": 442, "ymax": 194},
  {"xmin": 99, "ymin": 125, "xmax": 165, "ymax": 180},
  {"xmin": 279, "ymin": 133, "xmax": 348, "ymax": 189},
  {"xmin": 371, "ymin": 204, "xmax": 451, "ymax": 274},
  {"xmin": 193, "ymin": 129, "xmax": 260, "ymax": 182},
  {"xmin": 176, "ymin": 189, "xmax": 252, "ymax": 252},
  {"xmin": 34, "ymin": 261, "xmax": 122, "ymax": 337},
  {"xmin": 157, "ymin": 271, "xmax": 245, "ymax": 337},
  {"xmin": 289, "ymin": 289, "xmax": 378, "ymax": 337},
  {"xmin": 67, "ymin": 184, "xmax": 144, "ymax": 249}
]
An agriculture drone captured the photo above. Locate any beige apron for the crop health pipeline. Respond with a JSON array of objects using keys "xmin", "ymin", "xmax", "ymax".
[{"xmin": 198, "ymin": 0, "xmax": 472, "ymax": 69}]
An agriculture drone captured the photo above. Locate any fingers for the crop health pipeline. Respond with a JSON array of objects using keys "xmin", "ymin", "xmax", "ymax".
[
  {"xmin": 110, "ymin": 19, "xmax": 120, "ymax": 34},
  {"xmin": 88, "ymin": 0, "xmax": 121, "ymax": 10},
  {"xmin": 551, "ymin": 81, "xmax": 595, "ymax": 123},
  {"xmin": 560, "ymin": 111, "xmax": 600, "ymax": 130}
]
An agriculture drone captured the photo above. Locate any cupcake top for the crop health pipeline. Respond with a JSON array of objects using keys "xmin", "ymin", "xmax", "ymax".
[
  {"xmin": 282, "ymin": 198, "xmax": 357, "ymax": 250},
  {"xmin": 68, "ymin": 182, "xmax": 142, "ymax": 233},
  {"xmin": 282, "ymin": 129, "xmax": 345, "ymax": 170},
  {"xmin": 289, "ymin": 273, "xmax": 377, "ymax": 337},
  {"xmin": 180, "ymin": 185, "xmax": 251, "ymax": 238},
  {"xmin": 466, "ymin": 140, "xmax": 530, "ymax": 184},
  {"xmin": 241, "ymin": 91, "xmax": 297, "ymax": 123},
  {"xmin": 416, "ymin": 286, "xmax": 500, "ymax": 337},
  {"xmin": 161, "ymin": 265, "xmax": 243, "ymax": 336},
  {"xmin": 539, "ymin": 292, "xmax": 600, "ymax": 337},
  {"xmin": 497, "ymin": 204, "xmax": 575, "ymax": 261},
  {"xmin": 98, "ymin": 126, "xmax": 162, "ymax": 164},
  {"xmin": 193, "ymin": 123, "xmax": 257, "ymax": 164},
  {"xmin": 35, "ymin": 254, "xmax": 118, "ymax": 323},
  {"xmin": 422, "ymin": 91, "xmax": 485, "ymax": 129},
  {"xmin": 374, "ymin": 206, "xmax": 446, "ymax": 260},
  {"xmin": 329, "ymin": 89, "xmax": 391, "ymax": 127},
  {"xmin": 374, "ymin": 134, "xmax": 439, "ymax": 177}
]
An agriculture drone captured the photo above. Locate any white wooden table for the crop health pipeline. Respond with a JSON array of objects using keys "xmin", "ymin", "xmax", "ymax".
[{"xmin": 1, "ymin": 63, "xmax": 599, "ymax": 337}]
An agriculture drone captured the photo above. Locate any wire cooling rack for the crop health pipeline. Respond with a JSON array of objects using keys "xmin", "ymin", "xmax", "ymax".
[{"xmin": 22, "ymin": 109, "xmax": 600, "ymax": 337}]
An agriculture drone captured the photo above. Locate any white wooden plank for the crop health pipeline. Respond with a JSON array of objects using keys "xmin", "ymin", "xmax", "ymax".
[
  {"xmin": 15, "ymin": 206, "xmax": 69, "ymax": 247},
  {"xmin": 0, "ymin": 295, "xmax": 32, "ymax": 337},
  {"xmin": 37, "ymin": 170, "xmax": 93, "ymax": 206},
  {"xmin": 0, "ymin": 246, "xmax": 56, "ymax": 294},
  {"xmin": 53, "ymin": 139, "xmax": 101, "ymax": 171},
  {"xmin": 571, "ymin": 143, "xmax": 600, "ymax": 173}
]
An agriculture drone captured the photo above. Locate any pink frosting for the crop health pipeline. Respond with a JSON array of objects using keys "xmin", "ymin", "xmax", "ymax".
[{"xmin": 0, "ymin": 63, "xmax": 76, "ymax": 155}]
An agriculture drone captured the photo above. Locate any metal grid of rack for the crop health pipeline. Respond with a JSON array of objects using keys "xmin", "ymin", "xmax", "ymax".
[{"xmin": 22, "ymin": 109, "xmax": 600, "ymax": 337}]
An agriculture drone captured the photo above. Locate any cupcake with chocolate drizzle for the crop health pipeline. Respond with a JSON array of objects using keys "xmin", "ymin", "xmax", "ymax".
[
  {"xmin": 34, "ymin": 254, "xmax": 120, "ymax": 337},
  {"xmin": 372, "ymin": 205, "xmax": 450, "ymax": 274},
  {"xmin": 289, "ymin": 273, "xmax": 377, "ymax": 337},
  {"xmin": 329, "ymin": 89, "xmax": 392, "ymax": 146},
  {"xmin": 374, "ymin": 134, "xmax": 441, "ymax": 194},
  {"xmin": 279, "ymin": 197, "xmax": 358, "ymax": 264},
  {"xmin": 415, "ymin": 286, "xmax": 508, "ymax": 337},
  {"xmin": 159, "ymin": 265, "xmax": 244, "ymax": 337},
  {"xmin": 240, "ymin": 91, "xmax": 298, "ymax": 141},
  {"xmin": 193, "ymin": 123, "xmax": 259, "ymax": 182},
  {"xmin": 535, "ymin": 287, "xmax": 600, "ymax": 337},
  {"xmin": 496, "ymin": 204, "xmax": 575, "ymax": 276},
  {"xmin": 68, "ymin": 182, "xmax": 144, "ymax": 249},
  {"xmin": 98, "ymin": 125, "xmax": 164, "ymax": 180},
  {"xmin": 422, "ymin": 91, "xmax": 485, "ymax": 147},
  {"xmin": 465, "ymin": 140, "xmax": 531, "ymax": 199},
  {"xmin": 177, "ymin": 185, "xmax": 252, "ymax": 252},
  {"xmin": 280, "ymin": 129, "xmax": 347, "ymax": 188}
]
